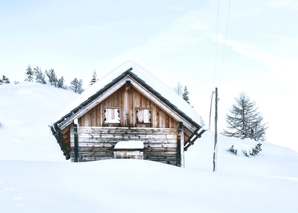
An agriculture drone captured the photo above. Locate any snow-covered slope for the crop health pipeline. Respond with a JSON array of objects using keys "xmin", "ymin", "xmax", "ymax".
[
  {"xmin": 1, "ymin": 83, "xmax": 298, "ymax": 212},
  {"xmin": 186, "ymin": 131, "xmax": 298, "ymax": 177},
  {"xmin": 0, "ymin": 82, "xmax": 78, "ymax": 161}
]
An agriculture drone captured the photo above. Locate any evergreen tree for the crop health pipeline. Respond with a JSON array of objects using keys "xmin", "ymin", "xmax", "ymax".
[
  {"xmin": 2, "ymin": 75, "xmax": 10, "ymax": 84},
  {"xmin": 182, "ymin": 86, "xmax": 190, "ymax": 104},
  {"xmin": 223, "ymin": 92, "xmax": 267, "ymax": 141},
  {"xmin": 34, "ymin": 67, "xmax": 46, "ymax": 84},
  {"xmin": 0, "ymin": 79, "xmax": 2, "ymax": 85},
  {"xmin": 89, "ymin": 70, "xmax": 97, "ymax": 85},
  {"xmin": 57, "ymin": 76, "xmax": 65, "ymax": 88},
  {"xmin": 45, "ymin": 69, "xmax": 57, "ymax": 86},
  {"xmin": 70, "ymin": 78, "xmax": 84, "ymax": 94},
  {"xmin": 25, "ymin": 65, "xmax": 34, "ymax": 82}
]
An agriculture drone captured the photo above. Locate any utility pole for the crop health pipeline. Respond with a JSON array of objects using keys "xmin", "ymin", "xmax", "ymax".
[{"xmin": 213, "ymin": 87, "xmax": 218, "ymax": 172}]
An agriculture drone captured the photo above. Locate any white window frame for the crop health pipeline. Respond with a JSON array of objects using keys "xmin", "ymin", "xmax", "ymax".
[
  {"xmin": 136, "ymin": 108, "xmax": 151, "ymax": 124},
  {"xmin": 104, "ymin": 107, "xmax": 120, "ymax": 124}
]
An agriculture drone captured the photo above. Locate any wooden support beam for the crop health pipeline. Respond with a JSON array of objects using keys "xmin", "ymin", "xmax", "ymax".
[
  {"xmin": 178, "ymin": 122, "xmax": 184, "ymax": 168},
  {"xmin": 184, "ymin": 128, "xmax": 206, "ymax": 151},
  {"xmin": 124, "ymin": 84, "xmax": 129, "ymax": 127},
  {"xmin": 51, "ymin": 125, "xmax": 70, "ymax": 159},
  {"xmin": 73, "ymin": 119, "xmax": 79, "ymax": 162}
]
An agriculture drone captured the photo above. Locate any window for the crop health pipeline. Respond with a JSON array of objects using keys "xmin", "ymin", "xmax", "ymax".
[
  {"xmin": 104, "ymin": 108, "xmax": 120, "ymax": 123},
  {"xmin": 136, "ymin": 109, "xmax": 151, "ymax": 124}
]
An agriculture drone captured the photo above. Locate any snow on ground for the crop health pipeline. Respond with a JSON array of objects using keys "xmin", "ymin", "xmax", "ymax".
[
  {"xmin": 186, "ymin": 131, "xmax": 298, "ymax": 177},
  {"xmin": 1, "ymin": 83, "xmax": 298, "ymax": 213},
  {"xmin": 0, "ymin": 82, "xmax": 78, "ymax": 161}
]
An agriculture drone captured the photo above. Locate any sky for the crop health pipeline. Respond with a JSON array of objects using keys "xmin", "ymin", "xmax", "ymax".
[{"xmin": 1, "ymin": 0, "xmax": 298, "ymax": 152}]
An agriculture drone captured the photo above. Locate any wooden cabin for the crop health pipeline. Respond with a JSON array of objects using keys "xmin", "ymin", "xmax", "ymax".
[{"xmin": 50, "ymin": 62, "xmax": 205, "ymax": 167}]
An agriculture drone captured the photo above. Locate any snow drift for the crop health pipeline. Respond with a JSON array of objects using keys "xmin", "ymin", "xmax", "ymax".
[
  {"xmin": 0, "ymin": 82, "xmax": 78, "ymax": 161},
  {"xmin": 1, "ymin": 82, "xmax": 298, "ymax": 213}
]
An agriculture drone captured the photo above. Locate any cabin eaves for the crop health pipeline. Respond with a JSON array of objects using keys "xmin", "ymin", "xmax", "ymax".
[{"xmin": 50, "ymin": 62, "xmax": 205, "ymax": 160}]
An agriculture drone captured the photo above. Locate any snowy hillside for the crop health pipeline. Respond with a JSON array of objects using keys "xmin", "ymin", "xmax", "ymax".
[
  {"xmin": 1, "ymin": 83, "xmax": 298, "ymax": 213},
  {"xmin": 186, "ymin": 131, "xmax": 298, "ymax": 177},
  {"xmin": 0, "ymin": 82, "xmax": 78, "ymax": 161}
]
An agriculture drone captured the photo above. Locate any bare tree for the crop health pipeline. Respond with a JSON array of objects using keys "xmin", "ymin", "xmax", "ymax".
[
  {"xmin": 34, "ymin": 67, "xmax": 46, "ymax": 84},
  {"xmin": 223, "ymin": 92, "xmax": 267, "ymax": 141},
  {"xmin": 174, "ymin": 82, "xmax": 183, "ymax": 96},
  {"xmin": 46, "ymin": 69, "xmax": 58, "ymax": 86},
  {"xmin": 70, "ymin": 78, "xmax": 84, "ymax": 94}
]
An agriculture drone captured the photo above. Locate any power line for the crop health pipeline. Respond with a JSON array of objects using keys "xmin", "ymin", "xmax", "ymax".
[
  {"xmin": 220, "ymin": 0, "xmax": 232, "ymax": 85},
  {"xmin": 214, "ymin": 0, "xmax": 220, "ymax": 86}
]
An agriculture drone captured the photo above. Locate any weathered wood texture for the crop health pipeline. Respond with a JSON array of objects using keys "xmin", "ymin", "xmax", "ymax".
[
  {"xmin": 70, "ymin": 127, "xmax": 178, "ymax": 165},
  {"xmin": 114, "ymin": 150, "xmax": 143, "ymax": 159},
  {"xmin": 64, "ymin": 83, "xmax": 195, "ymax": 166},
  {"xmin": 61, "ymin": 125, "xmax": 71, "ymax": 151},
  {"xmin": 78, "ymin": 85, "xmax": 179, "ymax": 129}
]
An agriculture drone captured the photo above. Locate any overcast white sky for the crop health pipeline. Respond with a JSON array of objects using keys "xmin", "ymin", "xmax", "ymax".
[{"xmin": 1, "ymin": 0, "xmax": 298, "ymax": 152}]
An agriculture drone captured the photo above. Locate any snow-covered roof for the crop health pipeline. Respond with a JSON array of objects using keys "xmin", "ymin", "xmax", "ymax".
[
  {"xmin": 114, "ymin": 141, "xmax": 144, "ymax": 150},
  {"xmin": 53, "ymin": 61, "xmax": 202, "ymax": 129}
]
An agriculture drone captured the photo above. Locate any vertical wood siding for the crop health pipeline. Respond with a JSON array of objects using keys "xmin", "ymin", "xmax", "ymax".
[
  {"xmin": 60, "ymin": 83, "xmax": 194, "ymax": 166},
  {"xmin": 78, "ymin": 85, "xmax": 179, "ymax": 129}
]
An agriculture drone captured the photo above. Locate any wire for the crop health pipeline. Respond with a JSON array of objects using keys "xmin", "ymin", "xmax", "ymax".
[
  {"xmin": 214, "ymin": 0, "xmax": 220, "ymax": 86},
  {"xmin": 220, "ymin": 0, "xmax": 232, "ymax": 85}
]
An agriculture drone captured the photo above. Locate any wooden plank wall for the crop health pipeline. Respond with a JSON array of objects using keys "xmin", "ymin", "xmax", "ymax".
[
  {"xmin": 78, "ymin": 85, "xmax": 179, "ymax": 129},
  {"xmin": 61, "ymin": 125, "xmax": 71, "ymax": 151},
  {"xmin": 70, "ymin": 127, "xmax": 178, "ymax": 165}
]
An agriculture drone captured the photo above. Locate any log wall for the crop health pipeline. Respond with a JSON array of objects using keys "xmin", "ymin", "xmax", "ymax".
[{"xmin": 70, "ymin": 127, "xmax": 178, "ymax": 165}]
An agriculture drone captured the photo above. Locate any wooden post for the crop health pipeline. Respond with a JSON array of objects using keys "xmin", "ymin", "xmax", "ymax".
[
  {"xmin": 124, "ymin": 81, "xmax": 130, "ymax": 127},
  {"xmin": 178, "ymin": 122, "xmax": 184, "ymax": 168},
  {"xmin": 74, "ymin": 119, "xmax": 79, "ymax": 162},
  {"xmin": 213, "ymin": 87, "xmax": 218, "ymax": 172}
]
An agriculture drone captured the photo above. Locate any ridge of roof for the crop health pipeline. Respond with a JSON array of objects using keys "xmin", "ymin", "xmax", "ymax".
[{"xmin": 52, "ymin": 61, "xmax": 203, "ymax": 129}]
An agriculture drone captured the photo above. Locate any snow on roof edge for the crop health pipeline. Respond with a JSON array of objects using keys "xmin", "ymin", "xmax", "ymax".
[{"xmin": 52, "ymin": 61, "xmax": 203, "ymax": 127}]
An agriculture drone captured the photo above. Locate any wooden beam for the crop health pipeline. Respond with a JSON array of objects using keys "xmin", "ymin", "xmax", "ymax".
[
  {"xmin": 73, "ymin": 119, "xmax": 79, "ymax": 162},
  {"xmin": 178, "ymin": 122, "xmax": 185, "ymax": 168},
  {"xmin": 124, "ymin": 84, "xmax": 128, "ymax": 126},
  {"xmin": 51, "ymin": 125, "xmax": 70, "ymax": 159},
  {"xmin": 77, "ymin": 126, "xmax": 178, "ymax": 134},
  {"xmin": 184, "ymin": 129, "xmax": 206, "ymax": 151}
]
